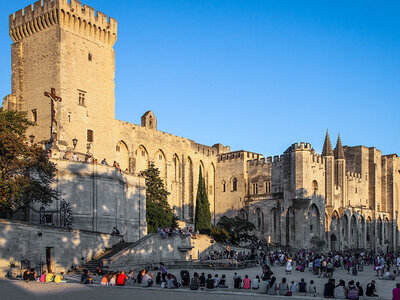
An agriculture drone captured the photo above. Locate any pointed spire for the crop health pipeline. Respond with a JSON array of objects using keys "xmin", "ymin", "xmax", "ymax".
[
  {"xmin": 334, "ymin": 133, "xmax": 345, "ymax": 159},
  {"xmin": 322, "ymin": 130, "xmax": 334, "ymax": 156}
]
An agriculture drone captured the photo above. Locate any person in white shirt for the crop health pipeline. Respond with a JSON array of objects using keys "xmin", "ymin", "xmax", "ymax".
[{"xmin": 252, "ymin": 275, "xmax": 260, "ymax": 289}]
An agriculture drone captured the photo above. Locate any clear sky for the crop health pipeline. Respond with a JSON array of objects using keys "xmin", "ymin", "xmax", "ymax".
[{"xmin": 1, "ymin": 1, "xmax": 399, "ymax": 156}]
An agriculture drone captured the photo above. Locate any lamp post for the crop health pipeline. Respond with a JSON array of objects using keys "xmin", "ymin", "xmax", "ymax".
[
  {"xmin": 72, "ymin": 138, "xmax": 78, "ymax": 150},
  {"xmin": 29, "ymin": 135, "xmax": 35, "ymax": 145}
]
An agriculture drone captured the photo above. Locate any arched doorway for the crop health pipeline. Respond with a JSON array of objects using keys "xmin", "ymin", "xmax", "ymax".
[
  {"xmin": 331, "ymin": 234, "xmax": 338, "ymax": 251},
  {"xmin": 286, "ymin": 207, "xmax": 295, "ymax": 246},
  {"xmin": 308, "ymin": 204, "xmax": 320, "ymax": 236},
  {"xmin": 350, "ymin": 215, "xmax": 358, "ymax": 248},
  {"xmin": 342, "ymin": 214, "xmax": 349, "ymax": 246}
]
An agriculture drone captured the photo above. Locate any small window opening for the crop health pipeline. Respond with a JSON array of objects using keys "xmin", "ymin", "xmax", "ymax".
[
  {"xmin": 88, "ymin": 53, "xmax": 92, "ymax": 61},
  {"xmin": 87, "ymin": 129, "xmax": 93, "ymax": 142},
  {"xmin": 31, "ymin": 109, "xmax": 37, "ymax": 123},
  {"xmin": 78, "ymin": 91, "xmax": 86, "ymax": 106}
]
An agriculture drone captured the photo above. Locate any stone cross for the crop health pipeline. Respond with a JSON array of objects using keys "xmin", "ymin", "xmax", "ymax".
[{"xmin": 44, "ymin": 88, "xmax": 62, "ymax": 141}]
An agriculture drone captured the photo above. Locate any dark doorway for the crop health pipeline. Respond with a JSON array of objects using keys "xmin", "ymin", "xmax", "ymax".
[
  {"xmin": 330, "ymin": 234, "xmax": 337, "ymax": 251},
  {"xmin": 46, "ymin": 247, "xmax": 53, "ymax": 273}
]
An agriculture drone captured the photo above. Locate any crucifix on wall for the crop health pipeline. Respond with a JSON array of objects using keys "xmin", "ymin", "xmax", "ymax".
[{"xmin": 44, "ymin": 88, "xmax": 62, "ymax": 143}]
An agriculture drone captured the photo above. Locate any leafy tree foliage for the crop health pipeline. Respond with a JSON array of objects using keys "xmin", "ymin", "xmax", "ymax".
[
  {"xmin": 210, "ymin": 226, "xmax": 230, "ymax": 243},
  {"xmin": 144, "ymin": 162, "xmax": 173, "ymax": 233},
  {"xmin": 194, "ymin": 167, "xmax": 211, "ymax": 233},
  {"xmin": 0, "ymin": 108, "xmax": 58, "ymax": 214},
  {"xmin": 217, "ymin": 216, "xmax": 256, "ymax": 245}
]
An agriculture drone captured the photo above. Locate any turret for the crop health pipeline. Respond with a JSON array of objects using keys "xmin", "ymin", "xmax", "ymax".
[
  {"xmin": 322, "ymin": 130, "xmax": 334, "ymax": 206},
  {"xmin": 334, "ymin": 134, "xmax": 346, "ymax": 206}
]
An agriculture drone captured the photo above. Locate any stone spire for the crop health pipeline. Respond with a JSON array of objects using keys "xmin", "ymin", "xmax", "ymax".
[
  {"xmin": 322, "ymin": 130, "xmax": 334, "ymax": 156},
  {"xmin": 334, "ymin": 134, "xmax": 345, "ymax": 159}
]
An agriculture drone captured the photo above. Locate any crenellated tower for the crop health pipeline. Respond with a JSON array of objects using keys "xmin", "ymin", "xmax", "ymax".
[
  {"xmin": 322, "ymin": 130, "xmax": 334, "ymax": 206},
  {"xmin": 5, "ymin": 0, "xmax": 118, "ymax": 160},
  {"xmin": 334, "ymin": 134, "xmax": 346, "ymax": 207}
]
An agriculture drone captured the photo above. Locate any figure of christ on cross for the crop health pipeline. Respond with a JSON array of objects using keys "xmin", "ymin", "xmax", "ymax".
[{"xmin": 44, "ymin": 88, "xmax": 62, "ymax": 142}]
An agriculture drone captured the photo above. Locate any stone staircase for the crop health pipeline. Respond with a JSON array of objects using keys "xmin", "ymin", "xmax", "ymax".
[{"xmin": 78, "ymin": 241, "xmax": 132, "ymax": 273}]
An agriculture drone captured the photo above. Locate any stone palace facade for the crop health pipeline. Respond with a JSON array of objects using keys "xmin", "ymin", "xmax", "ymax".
[{"xmin": 3, "ymin": 0, "xmax": 400, "ymax": 250}]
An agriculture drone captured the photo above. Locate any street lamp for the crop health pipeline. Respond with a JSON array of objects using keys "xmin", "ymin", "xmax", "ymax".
[
  {"xmin": 29, "ymin": 135, "xmax": 35, "ymax": 145},
  {"xmin": 72, "ymin": 138, "xmax": 78, "ymax": 149}
]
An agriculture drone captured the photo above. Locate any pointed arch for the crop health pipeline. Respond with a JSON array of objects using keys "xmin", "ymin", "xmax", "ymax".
[
  {"xmin": 185, "ymin": 156, "xmax": 194, "ymax": 221},
  {"xmin": 172, "ymin": 154, "xmax": 182, "ymax": 218},
  {"xmin": 271, "ymin": 207, "xmax": 279, "ymax": 241},
  {"xmin": 330, "ymin": 210, "xmax": 339, "ymax": 232},
  {"xmin": 377, "ymin": 217, "xmax": 383, "ymax": 245},
  {"xmin": 350, "ymin": 215, "xmax": 358, "ymax": 248},
  {"xmin": 239, "ymin": 209, "xmax": 247, "ymax": 220},
  {"xmin": 135, "ymin": 145, "xmax": 148, "ymax": 173},
  {"xmin": 153, "ymin": 149, "xmax": 167, "ymax": 182},
  {"xmin": 115, "ymin": 140, "xmax": 129, "ymax": 171},
  {"xmin": 255, "ymin": 207, "xmax": 264, "ymax": 233},
  {"xmin": 342, "ymin": 214, "xmax": 349, "ymax": 244},
  {"xmin": 230, "ymin": 176, "xmax": 238, "ymax": 192},
  {"xmin": 286, "ymin": 207, "xmax": 295, "ymax": 245},
  {"xmin": 208, "ymin": 163, "xmax": 216, "ymax": 224},
  {"xmin": 308, "ymin": 204, "xmax": 320, "ymax": 236}
]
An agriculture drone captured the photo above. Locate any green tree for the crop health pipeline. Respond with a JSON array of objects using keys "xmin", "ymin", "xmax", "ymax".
[
  {"xmin": 195, "ymin": 167, "xmax": 211, "ymax": 233},
  {"xmin": 144, "ymin": 162, "xmax": 173, "ymax": 233},
  {"xmin": 217, "ymin": 216, "xmax": 256, "ymax": 245},
  {"xmin": 0, "ymin": 108, "xmax": 58, "ymax": 214},
  {"xmin": 210, "ymin": 226, "xmax": 230, "ymax": 243}
]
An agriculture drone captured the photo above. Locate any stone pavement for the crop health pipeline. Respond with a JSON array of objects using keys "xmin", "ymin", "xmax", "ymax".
[{"xmin": 0, "ymin": 263, "xmax": 396, "ymax": 300}]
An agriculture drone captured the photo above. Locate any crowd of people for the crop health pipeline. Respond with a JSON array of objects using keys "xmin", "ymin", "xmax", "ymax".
[{"xmin": 22, "ymin": 268, "xmax": 65, "ymax": 283}]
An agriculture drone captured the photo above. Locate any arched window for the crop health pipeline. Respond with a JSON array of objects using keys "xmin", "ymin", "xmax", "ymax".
[
  {"xmin": 239, "ymin": 209, "xmax": 247, "ymax": 220},
  {"xmin": 222, "ymin": 181, "xmax": 226, "ymax": 192},
  {"xmin": 255, "ymin": 208, "xmax": 263, "ymax": 231},
  {"xmin": 312, "ymin": 180, "xmax": 318, "ymax": 194},
  {"xmin": 232, "ymin": 177, "xmax": 238, "ymax": 192}
]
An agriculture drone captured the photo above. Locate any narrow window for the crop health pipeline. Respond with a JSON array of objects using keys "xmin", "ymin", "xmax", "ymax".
[
  {"xmin": 87, "ymin": 129, "xmax": 93, "ymax": 142},
  {"xmin": 31, "ymin": 109, "xmax": 37, "ymax": 123},
  {"xmin": 88, "ymin": 52, "xmax": 92, "ymax": 61},
  {"xmin": 232, "ymin": 178, "xmax": 238, "ymax": 191},
  {"xmin": 78, "ymin": 91, "xmax": 86, "ymax": 106},
  {"xmin": 222, "ymin": 181, "xmax": 226, "ymax": 192},
  {"xmin": 266, "ymin": 181, "xmax": 271, "ymax": 193}
]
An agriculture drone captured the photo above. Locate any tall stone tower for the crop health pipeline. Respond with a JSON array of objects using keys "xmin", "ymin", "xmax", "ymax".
[{"xmin": 5, "ymin": 0, "xmax": 117, "ymax": 159}]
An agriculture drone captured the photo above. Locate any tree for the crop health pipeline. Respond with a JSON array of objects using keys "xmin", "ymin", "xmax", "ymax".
[
  {"xmin": 0, "ymin": 108, "xmax": 58, "ymax": 214},
  {"xmin": 210, "ymin": 226, "xmax": 230, "ymax": 243},
  {"xmin": 144, "ymin": 162, "xmax": 173, "ymax": 233},
  {"xmin": 217, "ymin": 216, "xmax": 256, "ymax": 245},
  {"xmin": 194, "ymin": 167, "xmax": 211, "ymax": 233}
]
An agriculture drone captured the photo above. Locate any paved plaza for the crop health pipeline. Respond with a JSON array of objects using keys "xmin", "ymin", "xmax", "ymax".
[{"xmin": 0, "ymin": 263, "xmax": 396, "ymax": 300}]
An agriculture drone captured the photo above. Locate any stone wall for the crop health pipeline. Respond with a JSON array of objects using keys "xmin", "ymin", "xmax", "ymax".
[
  {"xmin": 108, "ymin": 234, "xmax": 225, "ymax": 270},
  {"xmin": 30, "ymin": 159, "xmax": 147, "ymax": 242},
  {"xmin": 0, "ymin": 219, "xmax": 123, "ymax": 277}
]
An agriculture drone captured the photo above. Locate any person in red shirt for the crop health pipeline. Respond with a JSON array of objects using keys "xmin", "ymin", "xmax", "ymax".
[
  {"xmin": 243, "ymin": 274, "xmax": 251, "ymax": 289},
  {"xmin": 116, "ymin": 270, "xmax": 128, "ymax": 286},
  {"xmin": 393, "ymin": 283, "xmax": 400, "ymax": 300}
]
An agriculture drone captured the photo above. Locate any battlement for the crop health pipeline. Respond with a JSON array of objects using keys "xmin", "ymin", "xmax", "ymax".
[
  {"xmin": 291, "ymin": 142, "xmax": 312, "ymax": 151},
  {"xmin": 9, "ymin": 0, "xmax": 117, "ymax": 46},
  {"xmin": 346, "ymin": 171, "xmax": 361, "ymax": 179},
  {"xmin": 218, "ymin": 151, "xmax": 263, "ymax": 162}
]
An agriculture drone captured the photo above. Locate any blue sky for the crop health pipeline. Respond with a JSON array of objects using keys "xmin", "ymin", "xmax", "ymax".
[{"xmin": 1, "ymin": 1, "xmax": 399, "ymax": 156}]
